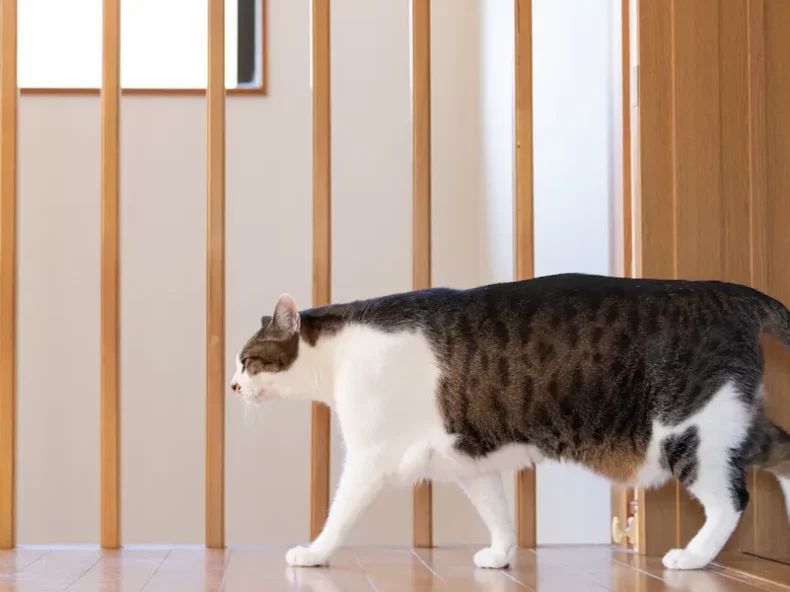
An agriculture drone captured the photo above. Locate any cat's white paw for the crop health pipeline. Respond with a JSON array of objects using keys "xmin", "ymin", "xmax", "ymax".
[
  {"xmin": 473, "ymin": 546, "xmax": 512, "ymax": 569},
  {"xmin": 285, "ymin": 545, "xmax": 328, "ymax": 567},
  {"xmin": 662, "ymin": 548, "xmax": 710, "ymax": 570}
]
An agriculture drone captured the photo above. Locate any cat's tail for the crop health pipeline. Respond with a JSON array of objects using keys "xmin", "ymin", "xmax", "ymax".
[
  {"xmin": 754, "ymin": 291, "xmax": 790, "ymax": 350},
  {"xmin": 752, "ymin": 420, "xmax": 790, "ymax": 478}
]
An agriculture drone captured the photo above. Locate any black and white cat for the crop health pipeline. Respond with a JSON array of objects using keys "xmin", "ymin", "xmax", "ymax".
[{"xmin": 230, "ymin": 273, "xmax": 790, "ymax": 570}]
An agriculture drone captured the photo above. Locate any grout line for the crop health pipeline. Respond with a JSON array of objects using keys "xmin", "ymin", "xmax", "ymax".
[
  {"xmin": 411, "ymin": 548, "xmax": 445, "ymax": 582},
  {"xmin": 63, "ymin": 552, "xmax": 104, "ymax": 591},
  {"xmin": 610, "ymin": 557, "xmax": 665, "ymax": 582},
  {"xmin": 16, "ymin": 549, "xmax": 52, "ymax": 573},
  {"xmin": 139, "ymin": 549, "xmax": 172, "ymax": 592},
  {"xmin": 216, "ymin": 549, "xmax": 234, "ymax": 592},
  {"xmin": 710, "ymin": 567, "xmax": 788, "ymax": 592},
  {"xmin": 616, "ymin": 556, "xmax": 776, "ymax": 592},
  {"xmin": 354, "ymin": 552, "xmax": 381, "ymax": 592},
  {"xmin": 499, "ymin": 568, "xmax": 534, "ymax": 590},
  {"xmin": 712, "ymin": 570, "xmax": 784, "ymax": 590}
]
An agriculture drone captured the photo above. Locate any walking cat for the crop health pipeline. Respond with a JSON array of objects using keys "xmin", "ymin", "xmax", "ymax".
[{"xmin": 230, "ymin": 273, "xmax": 790, "ymax": 570}]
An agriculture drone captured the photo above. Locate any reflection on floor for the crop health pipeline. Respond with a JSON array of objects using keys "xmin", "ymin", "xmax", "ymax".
[{"xmin": 1, "ymin": 544, "xmax": 788, "ymax": 591}]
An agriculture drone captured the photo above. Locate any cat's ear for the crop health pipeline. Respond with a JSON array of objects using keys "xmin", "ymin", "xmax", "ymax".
[{"xmin": 272, "ymin": 294, "xmax": 300, "ymax": 334}]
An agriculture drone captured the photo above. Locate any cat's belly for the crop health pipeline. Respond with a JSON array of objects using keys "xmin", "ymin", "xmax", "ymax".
[{"xmin": 392, "ymin": 437, "xmax": 543, "ymax": 486}]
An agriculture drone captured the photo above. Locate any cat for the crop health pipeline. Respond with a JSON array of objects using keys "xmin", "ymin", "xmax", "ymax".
[{"xmin": 230, "ymin": 273, "xmax": 790, "ymax": 571}]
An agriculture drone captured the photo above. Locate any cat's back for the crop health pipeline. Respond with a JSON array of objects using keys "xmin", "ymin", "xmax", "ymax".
[
  {"xmin": 387, "ymin": 273, "xmax": 765, "ymax": 464},
  {"xmin": 308, "ymin": 273, "xmax": 757, "ymax": 349}
]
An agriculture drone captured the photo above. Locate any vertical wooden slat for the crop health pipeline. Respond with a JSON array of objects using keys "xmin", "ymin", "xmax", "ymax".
[
  {"xmin": 411, "ymin": 0, "xmax": 432, "ymax": 550},
  {"xmin": 514, "ymin": 0, "xmax": 536, "ymax": 549},
  {"xmin": 100, "ymin": 0, "xmax": 121, "ymax": 550},
  {"xmin": 621, "ymin": 0, "xmax": 633, "ymax": 280},
  {"xmin": 310, "ymin": 0, "xmax": 331, "ymax": 542},
  {"xmin": 0, "ymin": 0, "xmax": 18, "ymax": 551},
  {"xmin": 206, "ymin": 0, "xmax": 226, "ymax": 549},
  {"xmin": 612, "ymin": 0, "xmax": 633, "ymax": 548}
]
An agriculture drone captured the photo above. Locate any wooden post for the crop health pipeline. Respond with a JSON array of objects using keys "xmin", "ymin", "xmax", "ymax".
[
  {"xmin": 611, "ymin": 0, "xmax": 634, "ymax": 548},
  {"xmin": 100, "ymin": 0, "xmax": 121, "ymax": 550},
  {"xmin": 621, "ymin": 0, "xmax": 633, "ymax": 280},
  {"xmin": 411, "ymin": 0, "xmax": 433, "ymax": 549},
  {"xmin": 310, "ymin": 0, "xmax": 332, "ymax": 541},
  {"xmin": 0, "ymin": 0, "xmax": 18, "ymax": 551},
  {"xmin": 206, "ymin": 0, "xmax": 226, "ymax": 549},
  {"xmin": 514, "ymin": 0, "xmax": 536, "ymax": 549}
]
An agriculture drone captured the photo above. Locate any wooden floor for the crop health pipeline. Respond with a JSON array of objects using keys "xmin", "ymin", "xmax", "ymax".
[{"xmin": 0, "ymin": 545, "xmax": 788, "ymax": 591}]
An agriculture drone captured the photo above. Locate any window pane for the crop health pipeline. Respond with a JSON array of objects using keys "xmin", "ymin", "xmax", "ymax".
[
  {"xmin": 19, "ymin": 0, "xmax": 102, "ymax": 88},
  {"xmin": 18, "ymin": 0, "xmax": 255, "ymax": 89}
]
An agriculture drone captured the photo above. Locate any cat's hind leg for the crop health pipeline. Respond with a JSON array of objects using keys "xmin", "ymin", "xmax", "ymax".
[
  {"xmin": 458, "ymin": 472, "xmax": 516, "ymax": 569},
  {"xmin": 662, "ymin": 382, "xmax": 752, "ymax": 570},
  {"xmin": 663, "ymin": 463, "xmax": 747, "ymax": 569}
]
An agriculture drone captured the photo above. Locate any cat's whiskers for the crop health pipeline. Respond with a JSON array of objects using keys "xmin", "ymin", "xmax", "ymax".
[{"xmin": 242, "ymin": 397, "xmax": 251, "ymax": 428}]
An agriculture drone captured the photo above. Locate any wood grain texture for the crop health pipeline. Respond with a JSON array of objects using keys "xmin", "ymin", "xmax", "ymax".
[
  {"xmin": 635, "ymin": 0, "xmax": 675, "ymax": 282},
  {"xmin": 634, "ymin": 0, "xmax": 678, "ymax": 556},
  {"xmin": 310, "ymin": 0, "xmax": 332, "ymax": 542},
  {"xmin": 745, "ymin": 0, "xmax": 768, "ymax": 559},
  {"xmin": 206, "ymin": 0, "xmax": 226, "ymax": 550},
  {"xmin": 672, "ymin": 0, "xmax": 722, "ymax": 283},
  {"xmin": 635, "ymin": 0, "xmax": 790, "ymax": 560},
  {"xmin": 635, "ymin": 482, "xmax": 678, "ymax": 556},
  {"xmin": 411, "ymin": 0, "xmax": 433, "ymax": 550},
  {"xmin": 100, "ymin": 0, "xmax": 121, "ymax": 550},
  {"xmin": 671, "ymin": 0, "xmax": 723, "ymax": 548},
  {"xmin": 718, "ymin": 0, "xmax": 756, "ymax": 554},
  {"xmin": 0, "ymin": 546, "xmax": 782, "ymax": 591},
  {"xmin": 0, "ymin": 0, "xmax": 17, "ymax": 551},
  {"xmin": 748, "ymin": 2, "xmax": 767, "ymax": 297},
  {"xmin": 514, "ymin": 0, "xmax": 536, "ymax": 549},
  {"xmin": 753, "ymin": 0, "xmax": 790, "ymax": 564}
]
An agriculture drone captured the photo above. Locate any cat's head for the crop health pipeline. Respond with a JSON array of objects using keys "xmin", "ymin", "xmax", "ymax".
[{"xmin": 230, "ymin": 294, "xmax": 305, "ymax": 403}]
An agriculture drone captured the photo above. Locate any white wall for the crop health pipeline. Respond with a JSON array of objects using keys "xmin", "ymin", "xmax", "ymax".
[
  {"xmin": 532, "ymin": 0, "xmax": 616, "ymax": 545},
  {"xmin": 15, "ymin": 0, "xmax": 618, "ymax": 546},
  {"xmin": 18, "ymin": 98, "xmax": 102, "ymax": 544}
]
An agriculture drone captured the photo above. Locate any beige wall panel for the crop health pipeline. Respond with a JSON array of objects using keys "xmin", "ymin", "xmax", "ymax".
[
  {"xmin": 119, "ymin": 97, "xmax": 206, "ymax": 544},
  {"xmin": 224, "ymin": 0, "xmax": 313, "ymax": 545},
  {"xmin": 17, "ymin": 97, "xmax": 101, "ymax": 543}
]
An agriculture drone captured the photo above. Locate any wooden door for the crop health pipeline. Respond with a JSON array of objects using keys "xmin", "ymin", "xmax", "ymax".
[{"xmin": 633, "ymin": 0, "xmax": 790, "ymax": 563}]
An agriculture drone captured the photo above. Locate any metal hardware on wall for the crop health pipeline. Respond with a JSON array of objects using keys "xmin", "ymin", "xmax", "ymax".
[{"xmin": 612, "ymin": 498, "xmax": 639, "ymax": 550}]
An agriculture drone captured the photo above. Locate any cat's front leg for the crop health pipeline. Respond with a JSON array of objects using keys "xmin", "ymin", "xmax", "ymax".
[
  {"xmin": 286, "ymin": 456, "xmax": 385, "ymax": 567},
  {"xmin": 458, "ymin": 472, "xmax": 516, "ymax": 569}
]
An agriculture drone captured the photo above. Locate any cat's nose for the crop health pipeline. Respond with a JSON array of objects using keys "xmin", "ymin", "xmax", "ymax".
[{"xmin": 231, "ymin": 381, "xmax": 240, "ymax": 392}]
